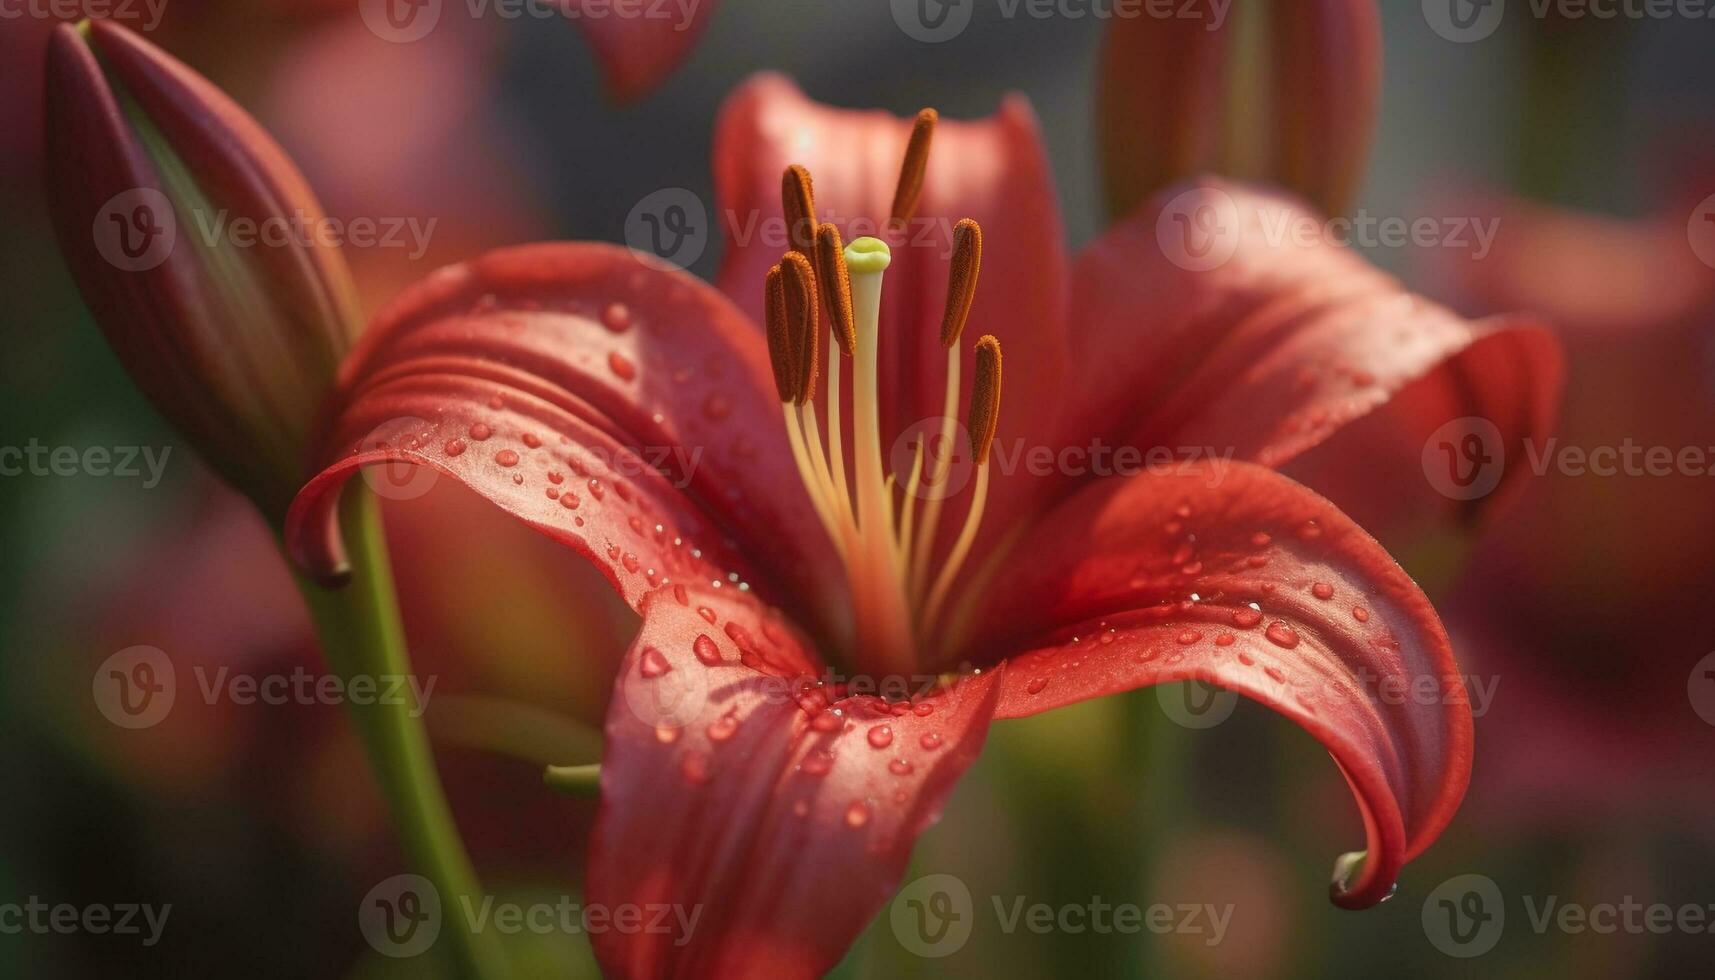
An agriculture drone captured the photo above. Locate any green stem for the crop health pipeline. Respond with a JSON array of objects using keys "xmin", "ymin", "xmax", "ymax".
[
  {"xmin": 291, "ymin": 488, "xmax": 510, "ymax": 979},
  {"xmin": 542, "ymin": 764, "xmax": 603, "ymax": 798}
]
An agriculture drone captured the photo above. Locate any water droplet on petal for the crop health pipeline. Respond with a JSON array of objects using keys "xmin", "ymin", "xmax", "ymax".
[
  {"xmin": 1264, "ymin": 622, "xmax": 1300, "ymax": 649},
  {"xmin": 801, "ymin": 750, "xmax": 834, "ymax": 776},
  {"xmin": 867, "ymin": 725, "xmax": 894, "ymax": 749},
  {"xmin": 1352, "ymin": 606, "xmax": 1370, "ymax": 623},
  {"xmin": 888, "ymin": 758, "xmax": 914, "ymax": 776},
  {"xmin": 495, "ymin": 449, "xmax": 520, "ymax": 467},
  {"xmin": 845, "ymin": 801, "xmax": 871, "ymax": 828},
  {"xmin": 920, "ymin": 733, "xmax": 944, "ymax": 751},
  {"xmin": 679, "ymin": 750, "xmax": 710, "ymax": 784},
  {"xmin": 1312, "ymin": 582, "xmax": 1335, "ymax": 600},
  {"xmin": 602, "ymin": 303, "xmax": 632, "ymax": 333},
  {"xmin": 1176, "ymin": 630, "xmax": 1200, "ymax": 646},
  {"xmin": 692, "ymin": 634, "xmax": 722, "ymax": 666},
  {"xmin": 608, "ymin": 351, "xmax": 637, "ymax": 381},
  {"xmin": 639, "ymin": 646, "xmax": 672, "ymax": 678},
  {"xmin": 1231, "ymin": 608, "xmax": 1263, "ymax": 628},
  {"xmin": 468, "ymin": 423, "xmax": 492, "ymax": 441},
  {"xmin": 707, "ymin": 713, "xmax": 739, "ymax": 742}
]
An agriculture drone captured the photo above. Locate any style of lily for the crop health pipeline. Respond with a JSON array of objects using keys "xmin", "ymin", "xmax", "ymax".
[{"xmin": 284, "ymin": 74, "xmax": 1559, "ymax": 975}]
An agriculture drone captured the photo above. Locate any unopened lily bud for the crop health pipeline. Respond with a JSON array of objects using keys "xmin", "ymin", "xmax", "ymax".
[
  {"xmin": 44, "ymin": 20, "xmax": 363, "ymax": 520},
  {"xmin": 1098, "ymin": 0, "xmax": 1380, "ymax": 218}
]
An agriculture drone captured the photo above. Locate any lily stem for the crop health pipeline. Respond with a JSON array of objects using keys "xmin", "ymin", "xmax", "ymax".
[{"xmin": 291, "ymin": 488, "xmax": 510, "ymax": 980}]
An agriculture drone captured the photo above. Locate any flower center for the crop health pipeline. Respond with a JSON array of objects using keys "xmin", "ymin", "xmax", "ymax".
[{"xmin": 764, "ymin": 110, "xmax": 1003, "ymax": 678}]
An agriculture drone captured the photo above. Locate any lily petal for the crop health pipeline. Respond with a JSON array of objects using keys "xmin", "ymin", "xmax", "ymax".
[
  {"xmin": 1064, "ymin": 181, "xmax": 1561, "ymax": 524},
  {"xmin": 565, "ymin": 0, "xmax": 720, "ymax": 102},
  {"xmin": 712, "ymin": 73, "xmax": 1070, "ymax": 531},
  {"xmin": 973, "ymin": 462, "xmax": 1470, "ymax": 910},
  {"xmin": 285, "ymin": 242, "xmax": 845, "ymax": 635},
  {"xmin": 587, "ymin": 586, "xmax": 1001, "ymax": 979}
]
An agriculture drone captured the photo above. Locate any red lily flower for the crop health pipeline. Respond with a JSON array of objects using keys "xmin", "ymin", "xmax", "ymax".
[{"xmin": 285, "ymin": 76, "xmax": 1558, "ymax": 976}]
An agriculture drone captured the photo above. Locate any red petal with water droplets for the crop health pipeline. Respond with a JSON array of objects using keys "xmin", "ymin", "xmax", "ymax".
[
  {"xmin": 564, "ymin": 0, "xmax": 720, "ymax": 102},
  {"xmin": 1064, "ymin": 180, "xmax": 1561, "ymax": 529},
  {"xmin": 588, "ymin": 587, "xmax": 1002, "ymax": 979},
  {"xmin": 284, "ymin": 243, "xmax": 845, "ymax": 633},
  {"xmin": 712, "ymin": 73, "xmax": 1070, "ymax": 537},
  {"xmin": 973, "ymin": 462, "xmax": 1470, "ymax": 910}
]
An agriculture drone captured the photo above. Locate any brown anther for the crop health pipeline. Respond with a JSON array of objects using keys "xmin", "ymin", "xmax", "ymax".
[
  {"xmin": 782, "ymin": 164, "xmax": 817, "ymax": 254},
  {"xmin": 968, "ymin": 335, "xmax": 1002, "ymax": 465},
  {"xmin": 764, "ymin": 263, "xmax": 798, "ymax": 403},
  {"xmin": 889, "ymin": 108, "xmax": 937, "ymax": 225},
  {"xmin": 781, "ymin": 251, "xmax": 820, "ymax": 403},
  {"xmin": 940, "ymin": 218, "xmax": 982, "ymax": 347},
  {"xmin": 813, "ymin": 222, "xmax": 856, "ymax": 356}
]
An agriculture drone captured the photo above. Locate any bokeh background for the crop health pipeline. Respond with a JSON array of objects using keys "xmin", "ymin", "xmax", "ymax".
[{"xmin": 4, "ymin": 1, "xmax": 1715, "ymax": 976}]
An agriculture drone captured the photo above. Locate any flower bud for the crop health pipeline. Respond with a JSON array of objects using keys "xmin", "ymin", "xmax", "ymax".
[
  {"xmin": 1098, "ymin": 0, "xmax": 1380, "ymax": 219},
  {"xmin": 44, "ymin": 20, "xmax": 362, "ymax": 520}
]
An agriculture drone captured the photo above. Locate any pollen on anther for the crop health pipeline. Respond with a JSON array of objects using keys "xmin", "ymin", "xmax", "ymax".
[
  {"xmin": 782, "ymin": 164, "xmax": 816, "ymax": 253},
  {"xmin": 781, "ymin": 251, "xmax": 820, "ymax": 403},
  {"xmin": 763, "ymin": 264, "xmax": 797, "ymax": 403},
  {"xmin": 940, "ymin": 218, "xmax": 982, "ymax": 347},
  {"xmin": 968, "ymin": 335, "xmax": 1003, "ymax": 465},
  {"xmin": 814, "ymin": 222, "xmax": 856, "ymax": 356},
  {"xmin": 890, "ymin": 108, "xmax": 937, "ymax": 225}
]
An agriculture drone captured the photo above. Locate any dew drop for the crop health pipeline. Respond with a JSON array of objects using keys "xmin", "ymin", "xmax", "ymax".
[
  {"xmin": 1231, "ymin": 608, "xmax": 1263, "ymax": 628},
  {"xmin": 587, "ymin": 479, "xmax": 606, "ymax": 501},
  {"xmin": 888, "ymin": 758, "xmax": 915, "ymax": 776},
  {"xmin": 1264, "ymin": 622, "xmax": 1300, "ymax": 649},
  {"xmin": 443, "ymin": 439, "xmax": 467, "ymax": 456},
  {"xmin": 1176, "ymin": 630, "xmax": 1200, "ymax": 646},
  {"xmin": 867, "ymin": 726, "xmax": 894, "ymax": 749},
  {"xmin": 679, "ymin": 750, "xmax": 710, "ymax": 784},
  {"xmin": 697, "ymin": 606, "xmax": 718, "ymax": 624},
  {"xmin": 707, "ymin": 713, "xmax": 739, "ymax": 743},
  {"xmin": 810, "ymin": 710, "xmax": 844, "ymax": 733},
  {"xmin": 655, "ymin": 724, "xmax": 680, "ymax": 744},
  {"xmin": 702, "ymin": 393, "xmax": 732, "ymax": 422},
  {"xmin": 1250, "ymin": 532, "xmax": 1272, "ymax": 548},
  {"xmin": 845, "ymin": 801, "xmax": 871, "ymax": 828},
  {"xmin": 920, "ymin": 733, "xmax": 944, "ymax": 751},
  {"xmin": 801, "ymin": 750, "xmax": 834, "ymax": 776},
  {"xmin": 1215, "ymin": 633, "xmax": 1235, "ymax": 647},
  {"xmin": 639, "ymin": 647, "xmax": 672, "ymax": 678},
  {"xmin": 1352, "ymin": 606, "xmax": 1370, "ymax": 623},
  {"xmin": 1312, "ymin": 582, "xmax": 1335, "ymax": 600},
  {"xmin": 468, "ymin": 423, "xmax": 492, "ymax": 441},
  {"xmin": 602, "ymin": 303, "xmax": 632, "ymax": 333},
  {"xmin": 495, "ymin": 449, "xmax": 520, "ymax": 467},
  {"xmin": 608, "ymin": 351, "xmax": 638, "ymax": 381},
  {"xmin": 1026, "ymin": 676, "xmax": 1049, "ymax": 695},
  {"xmin": 692, "ymin": 634, "xmax": 722, "ymax": 665}
]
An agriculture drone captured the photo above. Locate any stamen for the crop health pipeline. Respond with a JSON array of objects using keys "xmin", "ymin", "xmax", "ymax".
[
  {"xmin": 762, "ymin": 263, "xmax": 797, "ymax": 403},
  {"xmin": 967, "ymin": 335, "xmax": 1003, "ymax": 464},
  {"xmin": 921, "ymin": 335, "xmax": 1001, "ymax": 631},
  {"xmin": 782, "ymin": 164, "xmax": 817, "ymax": 254},
  {"xmin": 940, "ymin": 218, "xmax": 982, "ymax": 346},
  {"xmin": 780, "ymin": 251, "xmax": 819, "ymax": 404},
  {"xmin": 814, "ymin": 222, "xmax": 856, "ymax": 356},
  {"xmin": 889, "ymin": 108, "xmax": 937, "ymax": 225}
]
